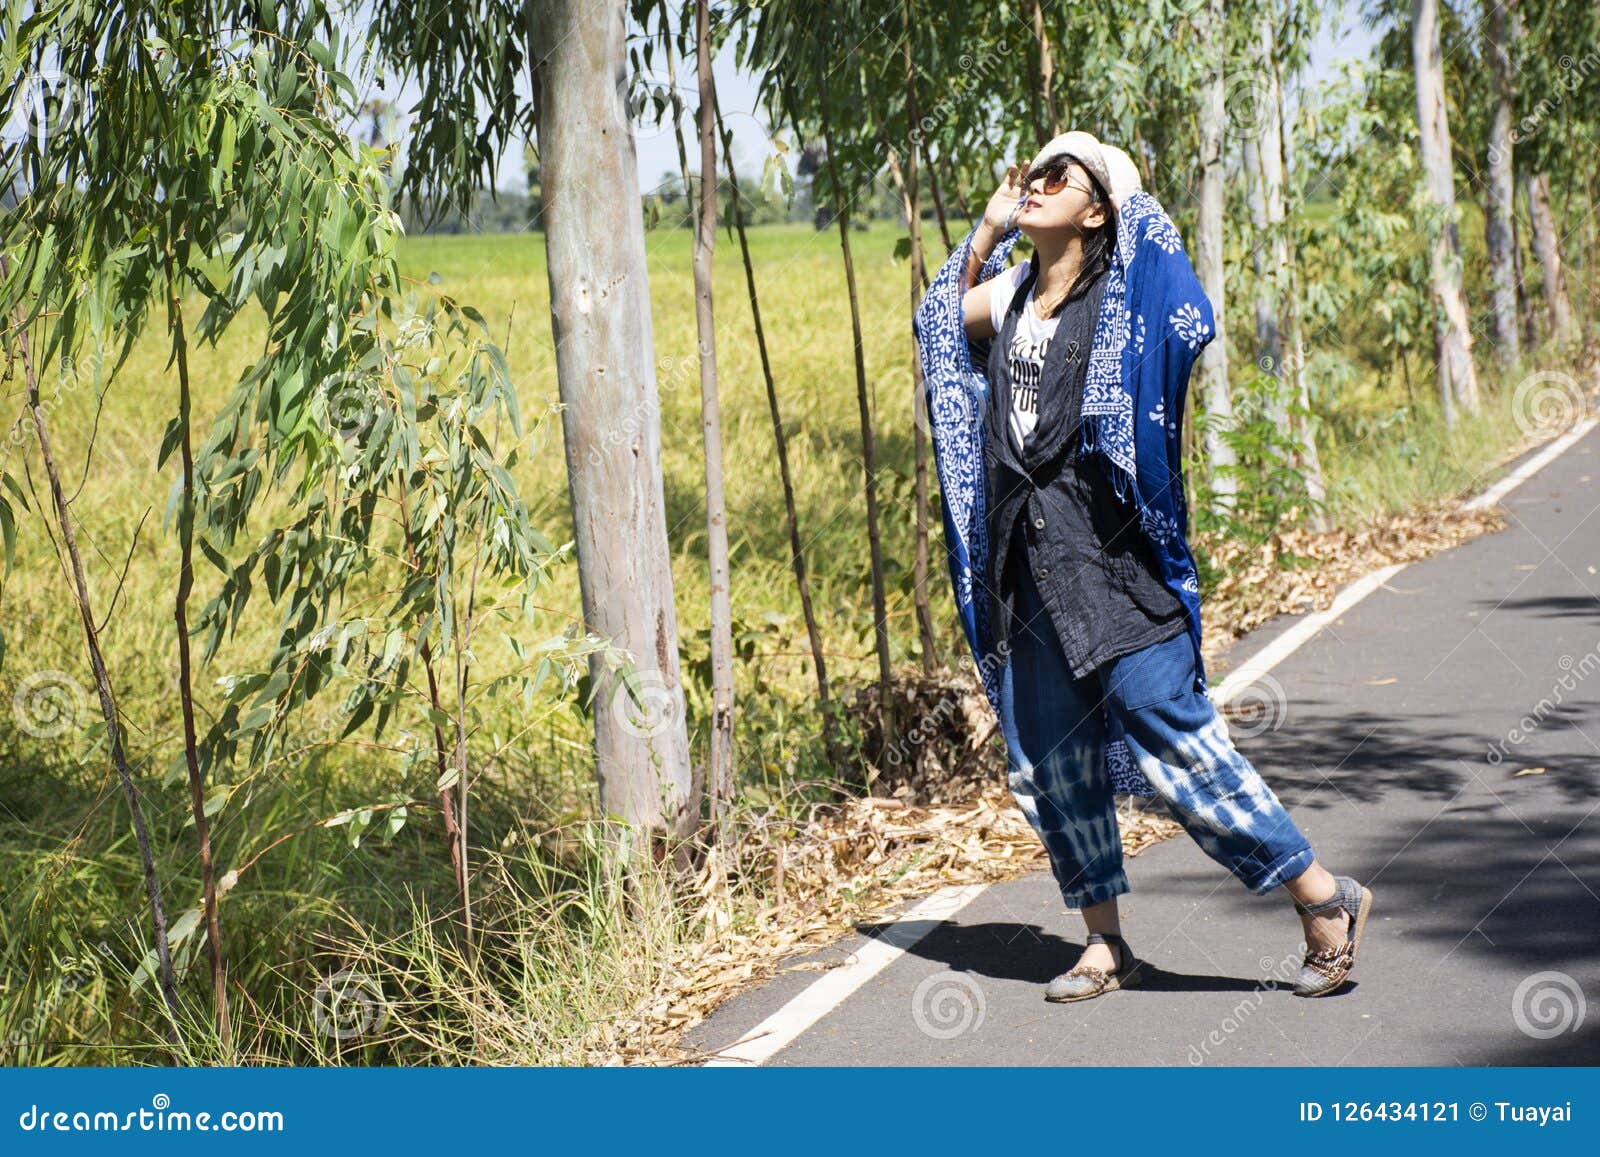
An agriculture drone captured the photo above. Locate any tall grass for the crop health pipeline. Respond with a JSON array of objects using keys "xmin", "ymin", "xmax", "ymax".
[{"xmin": 0, "ymin": 216, "xmax": 1586, "ymax": 1064}]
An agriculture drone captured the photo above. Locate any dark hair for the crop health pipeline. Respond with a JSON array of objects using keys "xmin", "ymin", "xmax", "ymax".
[{"xmin": 1057, "ymin": 153, "xmax": 1115, "ymax": 303}]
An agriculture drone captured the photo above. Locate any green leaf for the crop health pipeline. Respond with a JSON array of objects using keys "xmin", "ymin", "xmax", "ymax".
[
  {"xmin": 158, "ymin": 417, "xmax": 184, "ymax": 470},
  {"xmin": 0, "ymin": 495, "xmax": 15, "ymax": 568},
  {"xmin": 202, "ymin": 784, "xmax": 233, "ymax": 819},
  {"xmin": 167, "ymin": 907, "xmax": 203, "ymax": 948},
  {"xmin": 340, "ymin": 699, "xmax": 373, "ymax": 737},
  {"xmin": 218, "ymin": 113, "xmax": 236, "ymax": 181}
]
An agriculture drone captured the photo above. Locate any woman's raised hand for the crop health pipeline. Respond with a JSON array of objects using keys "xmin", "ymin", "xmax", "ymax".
[
  {"xmin": 963, "ymin": 163, "xmax": 1027, "ymax": 292},
  {"xmin": 982, "ymin": 163, "xmax": 1029, "ymax": 232}
]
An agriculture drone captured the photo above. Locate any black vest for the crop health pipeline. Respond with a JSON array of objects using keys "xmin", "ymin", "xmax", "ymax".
[
  {"xmin": 984, "ymin": 255, "xmax": 1102, "ymax": 471},
  {"xmin": 980, "ymin": 255, "xmax": 1186, "ymax": 677}
]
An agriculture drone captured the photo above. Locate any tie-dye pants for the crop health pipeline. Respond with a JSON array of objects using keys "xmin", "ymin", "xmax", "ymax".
[{"xmin": 997, "ymin": 562, "xmax": 1316, "ymax": 909}]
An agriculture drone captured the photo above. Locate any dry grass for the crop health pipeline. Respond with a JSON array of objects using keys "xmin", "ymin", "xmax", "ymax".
[
  {"xmin": 602, "ymin": 393, "xmax": 1596, "ymax": 1067},
  {"xmin": 601, "ymin": 777, "xmax": 1182, "ymax": 1066},
  {"xmin": 5, "ymin": 215, "xmax": 1595, "ymax": 1065}
]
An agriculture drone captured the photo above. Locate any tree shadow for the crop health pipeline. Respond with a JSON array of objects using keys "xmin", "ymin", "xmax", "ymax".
[
  {"xmin": 1486, "ymin": 593, "xmax": 1600, "ymax": 624},
  {"xmin": 852, "ymin": 697, "xmax": 1600, "ymax": 1060}
]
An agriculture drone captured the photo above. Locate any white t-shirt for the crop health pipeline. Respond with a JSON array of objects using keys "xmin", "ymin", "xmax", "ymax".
[{"xmin": 987, "ymin": 261, "xmax": 1060, "ymax": 449}]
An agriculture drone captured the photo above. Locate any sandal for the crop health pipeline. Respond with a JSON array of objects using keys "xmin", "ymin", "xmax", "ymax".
[
  {"xmin": 1045, "ymin": 931, "xmax": 1143, "ymax": 1003},
  {"xmin": 1292, "ymin": 874, "xmax": 1373, "ymax": 997}
]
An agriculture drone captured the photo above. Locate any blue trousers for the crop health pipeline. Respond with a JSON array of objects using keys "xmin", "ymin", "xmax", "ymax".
[{"xmin": 997, "ymin": 563, "xmax": 1316, "ymax": 909}]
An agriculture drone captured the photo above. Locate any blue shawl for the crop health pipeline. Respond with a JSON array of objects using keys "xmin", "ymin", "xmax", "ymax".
[{"xmin": 911, "ymin": 192, "xmax": 1215, "ymax": 797}]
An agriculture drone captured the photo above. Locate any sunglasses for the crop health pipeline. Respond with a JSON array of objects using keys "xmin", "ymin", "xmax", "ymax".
[{"xmin": 1018, "ymin": 159, "xmax": 1096, "ymax": 198}]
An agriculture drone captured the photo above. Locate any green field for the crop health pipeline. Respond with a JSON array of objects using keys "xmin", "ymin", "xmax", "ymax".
[{"xmin": 0, "ymin": 215, "xmax": 1576, "ymax": 1063}]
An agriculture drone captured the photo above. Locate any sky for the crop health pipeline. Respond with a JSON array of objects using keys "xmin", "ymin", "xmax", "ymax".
[
  {"xmin": 629, "ymin": 6, "xmax": 1383, "ymax": 195},
  {"xmin": 353, "ymin": 6, "xmax": 1382, "ymax": 197}
]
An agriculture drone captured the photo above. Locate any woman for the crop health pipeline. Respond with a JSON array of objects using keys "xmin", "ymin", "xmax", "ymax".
[{"xmin": 913, "ymin": 130, "xmax": 1373, "ymax": 1002}]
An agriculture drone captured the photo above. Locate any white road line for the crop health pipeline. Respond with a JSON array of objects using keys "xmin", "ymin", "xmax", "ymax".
[
  {"xmin": 1210, "ymin": 563, "xmax": 1410, "ymax": 708},
  {"xmin": 1214, "ymin": 415, "xmax": 1597, "ymax": 707},
  {"xmin": 699, "ymin": 883, "xmax": 990, "ymax": 1067},
  {"xmin": 698, "ymin": 415, "xmax": 1596, "ymax": 1067},
  {"xmin": 1463, "ymin": 416, "xmax": 1598, "ymax": 512}
]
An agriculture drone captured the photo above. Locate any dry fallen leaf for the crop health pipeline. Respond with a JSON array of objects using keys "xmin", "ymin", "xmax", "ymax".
[
  {"xmin": 1513, "ymin": 766, "xmax": 1548, "ymax": 777},
  {"xmin": 610, "ymin": 427, "xmax": 1600, "ymax": 1064},
  {"xmin": 1365, "ymin": 677, "xmax": 1399, "ymax": 686}
]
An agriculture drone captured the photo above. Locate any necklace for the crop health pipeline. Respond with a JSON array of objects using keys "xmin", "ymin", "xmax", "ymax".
[
  {"xmin": 1032, "ymin": 284, "xmax": 1070, "ymax": 320},
  {"xmin": 1030, "ymin": 266, "xmax": 1077, "ymax": 321},
  {"xmin": 1034, "ymin": 260, "xmax": 1101, "ymax": 321}
]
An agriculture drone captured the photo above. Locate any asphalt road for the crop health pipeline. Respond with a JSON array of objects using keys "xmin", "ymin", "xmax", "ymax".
[{"xmin": 685, "ymin": 420, "xmax": 1600, "ymax": 1067}]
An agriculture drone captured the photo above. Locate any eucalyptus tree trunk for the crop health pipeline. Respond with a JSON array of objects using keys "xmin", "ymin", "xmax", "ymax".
[
  {"xmin": 1587, "ymin": 170, "xmax": 1599, "ymax": 342},
  {"xmin": 816, "ymin": 76, "xmax": 894, "ymax": 732},
  {"xmin": 1026, "ymin": 0, "xmax": 1060, "ymax": 140},
  {"xmin": 1485, "ymin": 0, "xmax": 1520, "ymax": 368},
  {"xmin": 165, "ymin": 254, "xmax": 231, "ymax": 1054},
  {"xmin": 1524, "ymin": 170, "xmax": 1576, "ymax": 346},
  {"xmin": 1192, "ymin": 0, "xmax": 1236, "ymax": 511},
  {"xmin": 883, "ymin": 139, "xmax": 938, "ymax": 674},
  {"xmin": 921, "ymin": 138, "xmax": 955, "ymax": 252},
  {"xmin": 695, "ymin": 0, "xmax": 734, "ymax": 828},
  {"xmin": 714, "ymin": 97, "xmax": 843, "ymax": 772},
  {"xmin": 12, "ymin": 311, "xmax": 183, "ymax": 1038},
  {"xmin": 1275, "ymin": 55, "xmax": 1324, "ymax": 514},
  {"xmin": 530, "ymin": 0, "xmax": 694, "ymax": 853},
  {"xmin": 1514, "ymin": 210, "xmax": 1538, "ymax": 349},
  {"xmin": 1243, "ymin": 10, "xmax": 1291, "ymax": 447},
  {"xmin": 897, "ymin": 0, "xmax": 939, "ymax": 675},
  {"xmin": 945, "ymin": 156, "xmax": 975, "ymax": 228},
  {"xmin": 661, "ymin": 0, "xmax": 736, "ymax": 831},
  {"xmin": 1412, "ymin": 0, "xmax": 1480, "ymax": 424}
]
